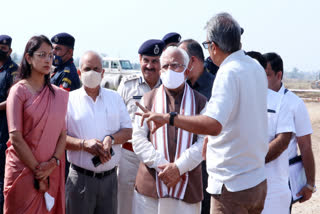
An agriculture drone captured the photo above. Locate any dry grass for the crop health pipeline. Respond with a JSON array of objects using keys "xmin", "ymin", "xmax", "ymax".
[
  {"xmin": 306, "ymin": 103, "xmax": 320, "ymax": 125},
  {"xmin": 283, "ymin": 79, "xmax": 312, "ymax": 89}
]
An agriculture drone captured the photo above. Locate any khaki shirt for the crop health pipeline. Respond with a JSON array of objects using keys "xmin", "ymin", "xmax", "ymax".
[{"xmin": 117, "ymin": 74, "xmax": 161, "ymax": 124}]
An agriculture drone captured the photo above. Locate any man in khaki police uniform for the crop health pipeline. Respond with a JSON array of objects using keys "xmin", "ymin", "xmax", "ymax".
[{"xmin": 117, "ymin": 39, "xmax": 165, "ymax": 214}]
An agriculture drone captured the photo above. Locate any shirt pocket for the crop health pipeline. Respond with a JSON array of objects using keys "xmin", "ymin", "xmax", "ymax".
[
  {"xmin": 267, "ymin": 109, "xmax": 278, "ymax": 142},
  {"xmin": 103, "ymin": 107, "xmax": 120, "ymax": 133}
]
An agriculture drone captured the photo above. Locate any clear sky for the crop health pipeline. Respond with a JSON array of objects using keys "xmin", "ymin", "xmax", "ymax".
[{"xmin": 2, "ymin": 0, "xmax": 320, "ymax": 72}]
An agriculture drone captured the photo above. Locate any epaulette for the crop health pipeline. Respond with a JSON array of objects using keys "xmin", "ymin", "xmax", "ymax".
[
  {"xmin": 64, "ymin": 67, "xmax": 71, "ymax": 73},
  {"xmin": 122, "ymin": 74, "xmax": 140, "ymax": 83}
]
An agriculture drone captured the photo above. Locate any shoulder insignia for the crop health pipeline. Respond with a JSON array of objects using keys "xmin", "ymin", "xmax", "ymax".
[
  {"xmin": 64, "ymin": 68, "xmax": 71, "ymax": 73},
  {"xmin": 62, "ymin": 77, "xmax": 72, "ymax": 85},
  {"xmin": 11, "ymin": 71, "xmax": 18, "ymax": 76},
  {"xmin": 9, "ymin": 64, "xmax": 14, "ymax": 69},
  {"xmin": 122, "ymin": 74, "xmax": 140, "ymax": 83}
]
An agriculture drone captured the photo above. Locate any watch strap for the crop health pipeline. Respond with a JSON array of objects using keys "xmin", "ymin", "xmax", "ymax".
[
  {"xmin": 306, "ymin": 184, "xmax": 317, "ymax": 193},
  {"xmin": 169, "ymin": 112, "xmax": 178, "ymax": 126},
  {"xmin": 108, "ymin": 135, "xmax": 115, "ymax": 144},
  {"xmin": 52, "ymin": 156, "xmax": 60, "ymax": 166}
]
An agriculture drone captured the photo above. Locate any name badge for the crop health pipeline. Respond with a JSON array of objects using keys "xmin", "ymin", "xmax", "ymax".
[
  {"xmin": 267, "ymin": 109, "xmax": 276, "ymax": 113},
  {"xmin": 133, "ymin": 96, "xmax": 142, "ymax": 100}
]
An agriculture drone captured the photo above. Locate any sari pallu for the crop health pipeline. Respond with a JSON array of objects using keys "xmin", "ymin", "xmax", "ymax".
[{"xmin": 4, "ymin": 82, "xmax": 68, "ymax": 214}]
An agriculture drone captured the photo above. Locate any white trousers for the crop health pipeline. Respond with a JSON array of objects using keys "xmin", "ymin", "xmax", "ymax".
[
  {"xmin": 132, "ymin": 190, "xmax": 201, "ymax": 214},
  {"xmin": 261, "ymin": 184, "xmax": 291, "ymax": 214},
  {"xmin": 117, "ymin": 148, "xmax": 140, "ymax": 214}
]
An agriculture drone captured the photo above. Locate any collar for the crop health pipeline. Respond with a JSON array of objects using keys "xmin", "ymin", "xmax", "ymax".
[
  {"xmin": 79, "ymin": 86, "xmax": 102, "ymax": 98},
  {"xmin": 57, "ymin": 57, "xmax": 74, "ymax": 69},
  {"xmin": 278, "ymin": 83, "xmax": 286, "ymax": 94},
  {"xmin": 139, "ymin": 74, "xmax": 162, "ymax": 89},
  {"xmin": 164, "ymin": 83, "xmax": 185, "ymax": 98},
  {"xmin": 220, "ymin": 50, "xmax": 245, "ymax": 68},
  {"xmin": 195, "ymin": 68, "xmax": 210, "ymax": 87},
  {"xmin": 0, "ymin": 57, "xmax": 12, "ymax": 72}
]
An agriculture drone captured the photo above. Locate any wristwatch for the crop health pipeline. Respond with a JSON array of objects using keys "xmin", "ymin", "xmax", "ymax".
[
  {"xmin": 306, "ymin": 184, "xmax": 317, "ymax": 193},
  {"xmin": 169, "ymin": 112, "xmax": 178, "ymax": 126},
  {"xmin": 108, "ymin": 135, "xmax": 115, "ymax": 145},
  {"xmin": 52, "ymin": 156, "xmax": 60, "ymax": 167}
]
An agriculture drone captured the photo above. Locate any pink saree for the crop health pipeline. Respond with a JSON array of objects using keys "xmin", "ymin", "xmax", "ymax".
[{"xmin": 4, "ymin": 81, "xmax": 68, "ymax": 214}]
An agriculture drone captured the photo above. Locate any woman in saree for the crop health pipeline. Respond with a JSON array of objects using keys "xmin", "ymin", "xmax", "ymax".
[{"xmin": 4, "ymin": 35, "xmax": 68, "ymax": 214}]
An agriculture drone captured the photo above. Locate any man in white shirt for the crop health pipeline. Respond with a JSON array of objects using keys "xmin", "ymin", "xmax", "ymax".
[
  {"xmin": 132, "ymin": 46, "xmax": 207, "ymax": 214},
  {"xmin": 264, "ymin": 52, "xmax": 316, "ymax": 204},
  {"xmin": 65, "ymin": 51, "xmax": 132, "ymax": 214},
  {"xmin": 136, "ymin": 13, "xmax": 269, "ymax": 214},
  {"xmin": 247, "ymin": 51, "xmax": 295, "ymax": 213}
]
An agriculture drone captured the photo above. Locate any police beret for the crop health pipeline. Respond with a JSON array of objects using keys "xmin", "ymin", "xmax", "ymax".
[
  {"xmin": 51, "ymin": 32, "xmax": 75, "ymax": 48},
  {"xmin": 162, "ymin": 32, "xmax": 181, "ymax": 46},
  {"xmin": 138, "ymin": 39, "xmax": 165, "ymax": 56},
  {"xmin": 0, "ymin": 35, "xmax": 12, "ymax": 47}
]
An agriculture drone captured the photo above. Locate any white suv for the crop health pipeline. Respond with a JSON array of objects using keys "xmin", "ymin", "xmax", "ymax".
[{"xmin": 101, "ymin": 57, "xmax": 140, "ymax": 89}]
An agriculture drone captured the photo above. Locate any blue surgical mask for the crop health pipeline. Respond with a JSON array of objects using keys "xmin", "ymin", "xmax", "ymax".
[{"xmin": 52, "ymin": 55, "xmax": 63, "ymax": 66}]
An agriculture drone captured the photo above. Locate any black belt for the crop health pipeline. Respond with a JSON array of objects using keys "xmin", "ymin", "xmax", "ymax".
[{"xmin": 71, "ymin": 164, "xmax": 116, "ymax": 179}]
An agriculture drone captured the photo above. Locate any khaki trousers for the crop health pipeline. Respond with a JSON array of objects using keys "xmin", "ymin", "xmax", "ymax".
[{"xmin": 210, "ymin": 180, "xmax": 267, "ymax": 214}]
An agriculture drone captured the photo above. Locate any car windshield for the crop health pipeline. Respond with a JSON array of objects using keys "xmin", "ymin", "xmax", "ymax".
[{"xmin": 120, "ymin": 60, "xmax": 133, "ymax": 70}]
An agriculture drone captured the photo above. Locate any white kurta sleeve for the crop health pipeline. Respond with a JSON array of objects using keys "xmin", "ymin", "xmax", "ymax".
[
  {"xmin": 132, "ymin": 97, "xmax": 169, "ymax": 171},
  {"xmin": 174, "ymin": 105, "xmax": 207, "ymax": 175}
]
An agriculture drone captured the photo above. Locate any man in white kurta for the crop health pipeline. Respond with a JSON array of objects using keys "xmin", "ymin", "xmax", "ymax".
[{"xmin": 132, "ymin": 47, "xmax": 207, "ymax": 214}]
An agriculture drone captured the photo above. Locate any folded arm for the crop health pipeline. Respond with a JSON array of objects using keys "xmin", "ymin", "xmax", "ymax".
[{"xmin": 265, "ymin": 132, "xmax": 291, "ymax": 163}]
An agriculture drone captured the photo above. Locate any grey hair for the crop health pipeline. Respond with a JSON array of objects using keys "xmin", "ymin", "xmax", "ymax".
[
  {"xmin": 160, "ymin": 46, "xmax": 190, "ymax": 67},
  {"xmin": 206, "ymin": 12, "xmax": 241, "ymax": 53},
  {"xmin": 79, "ymin": 51, "xmax": 103, "ymax": 69}
]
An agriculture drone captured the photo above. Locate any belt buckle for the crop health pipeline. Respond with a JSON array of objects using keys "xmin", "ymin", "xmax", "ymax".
[{"xmin": 92, "ymin": 171, "xmax": 96, "ymax": 178}]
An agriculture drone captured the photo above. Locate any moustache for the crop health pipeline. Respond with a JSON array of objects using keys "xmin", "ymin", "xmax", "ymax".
[{"xmin": 145, "ymin": 68, "xmax": 155, "ymax": 72}]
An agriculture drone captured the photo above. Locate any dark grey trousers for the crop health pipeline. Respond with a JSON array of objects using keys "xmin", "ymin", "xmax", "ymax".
[{"xmin": 66, "ymin": 166, "xmax": 118, "ymax": 214}]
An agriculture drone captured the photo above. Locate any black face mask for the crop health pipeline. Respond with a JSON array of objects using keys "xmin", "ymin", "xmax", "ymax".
[{"xmin": 0, "ymin": 50, "xmax": 9, "ymax": 62}]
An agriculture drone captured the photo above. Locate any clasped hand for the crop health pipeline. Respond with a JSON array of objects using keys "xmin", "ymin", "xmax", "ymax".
[
  {"xmin": 158, "ymin": 163, "xmax": 181, "ymax": 188},
  {"xmin": 84, "ymin": 137, "xmax": 112, "ymax": 164}
]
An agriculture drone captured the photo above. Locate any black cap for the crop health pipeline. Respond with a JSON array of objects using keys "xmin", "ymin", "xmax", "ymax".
[
  {"xmin": 138, "ymin": 39, "xmax": 165, "ymax": 56},
  {"xmin": 162, "ymin": 32, "xmax": 181, "ymax": 46},
  {"xmin": 241, "ymin": 27, "xmax": 244, "ymax": 35},
  {"xmin": 51, "ymin": 32, "xmax": 75, "ymax": 48},
  {"xmin": 0, "ymin": 35, "xmax": 12, "ymax": 47}
]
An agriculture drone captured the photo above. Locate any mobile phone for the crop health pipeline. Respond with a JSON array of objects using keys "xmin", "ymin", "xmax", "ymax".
[
  {"xmin": 34, "ymin": 179, "xmax": 39, "ymax": 190},
  {"xmin": 91, "ymin": 148, "xmax": 115, "ymax": 167}
]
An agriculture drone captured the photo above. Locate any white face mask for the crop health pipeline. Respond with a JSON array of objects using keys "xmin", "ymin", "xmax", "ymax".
[
  {"xmin": 160, "ymin": 68, "xmax": 186, "ymax": 89},
  {"xmin": 81, "ymin": 70, "xmax": 102, "ymax": 88}
]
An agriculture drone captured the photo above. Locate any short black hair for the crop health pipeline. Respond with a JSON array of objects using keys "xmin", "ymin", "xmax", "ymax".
[
  {"xmin": 263, "ymin": 52, "xmax": 283, "ymax": 73},
  {"xmin": 246, "ymin": 51, "xmax": 267, "ymax": 69},
  {"xmin": 179, "ymin": 39, "xmax": 204, "ymax": 62}
]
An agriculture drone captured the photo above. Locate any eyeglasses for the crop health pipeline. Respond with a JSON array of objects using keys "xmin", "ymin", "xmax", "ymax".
[
  {"xmin": 161, "ymin": 63, "xmax": 185, "ymax": 70},
  {"xmin": 34, "ymin": 51, "xmax": 54, "ymax": 60},
  {"xmin": 202, "ymin": 41, "xmax": 212, "ymax": 49}
]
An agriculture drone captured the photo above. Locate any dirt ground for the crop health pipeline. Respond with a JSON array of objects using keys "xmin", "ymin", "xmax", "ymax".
[{"xmin": 292, "ymin": 102, "xmax": 320, "ymax": 214}]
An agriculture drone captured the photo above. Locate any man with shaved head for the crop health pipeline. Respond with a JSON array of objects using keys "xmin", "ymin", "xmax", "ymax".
[
  {"xmin": 132, "ymin": 46, "xmax": 207, "ymax": 214},
  {"xmin": 65, "ymin": 51, "xmax": 132, "ymax": 214}
]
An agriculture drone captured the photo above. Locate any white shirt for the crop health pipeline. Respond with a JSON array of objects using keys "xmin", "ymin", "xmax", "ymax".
[
  {"xmin": 132, "ymin": 96, "xmax": 205, "ymax": 175},
  {"xmin": 66, "ymin": 87, "xmax": 132, "ymax": 172},
  {"xmin": 204, "ymin": 50, "xmax": 269, "ymax": 194},
  {"xmin": 278, "ymin": 85, "xmax": 313, "ymax": 159},
  {"xmin": 266, "ymin": 89, "xmax": 295, "ymax": 190}
]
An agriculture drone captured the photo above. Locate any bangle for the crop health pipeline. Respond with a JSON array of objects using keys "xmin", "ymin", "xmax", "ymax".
[{"xmin": 81, "ymin": 139, "xmax": 85, "ymax": 150}]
